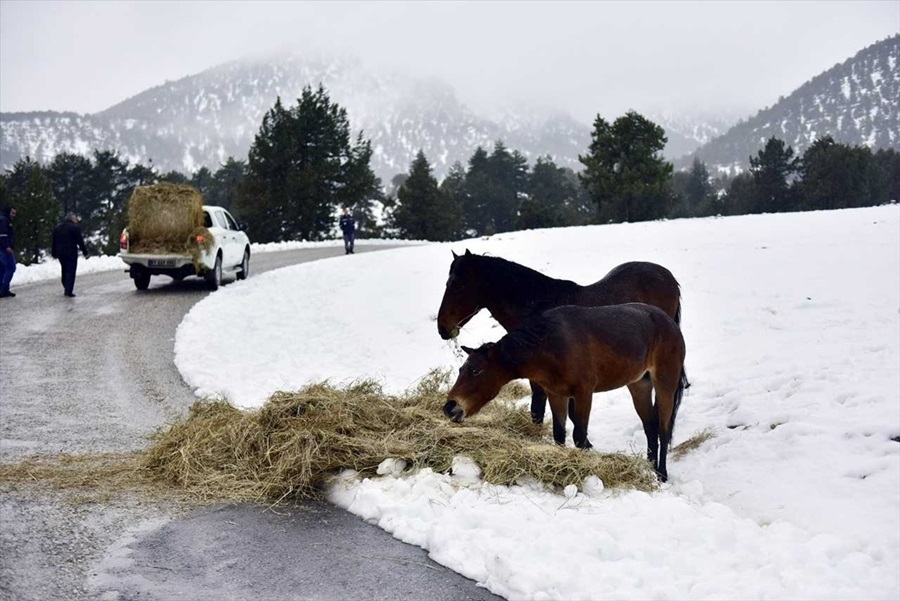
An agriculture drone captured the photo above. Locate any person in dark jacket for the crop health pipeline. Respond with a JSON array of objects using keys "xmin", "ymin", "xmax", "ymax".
[
  {"xmin": 0, "ymin": 206, "xmax": 17, "ymax": 298},
  {"xmin": 339, "ymin": 207, "xmax": 356, "ymax": 255},
  {"xmin": 51, "ymin": 212, "xmax": 88, "ymax": 297}
]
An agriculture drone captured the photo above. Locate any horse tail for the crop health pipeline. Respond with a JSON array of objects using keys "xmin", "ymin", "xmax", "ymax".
[
  {"xmin": 674, "ymin": 301, "xmax": 691, "ymax": 389},
  {"xmin": 669, "ymin": 367, "xmax": 687, "ymax": 439}
]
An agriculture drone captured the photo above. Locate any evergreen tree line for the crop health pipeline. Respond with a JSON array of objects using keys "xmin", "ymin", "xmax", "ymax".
[
  {"xmin": 3, "ymin": 84, "xmax": 898, "ymax": 263},
  {"xmin": 0, "ymin": 151, "xmax": 247, "ymax": 265},
  {"xmin": 683, "ymin": 136, "xmax": 900, "ymax": 217},
  {"xmin": 389, "ymin": 117, "xmax": 899, "ymax": 241}
]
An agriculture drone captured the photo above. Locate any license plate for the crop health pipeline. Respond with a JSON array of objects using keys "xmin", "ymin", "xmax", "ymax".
[{"xmin": 148, "ymin": 259, "xmax": 176, "ymax": 267}]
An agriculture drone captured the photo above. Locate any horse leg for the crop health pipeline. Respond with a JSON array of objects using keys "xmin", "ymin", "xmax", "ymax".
[
  {"xmin": 529, "ymin": 381, "xmax": 548, "ymax": 424},
  {"xmin": 570, "ymin": 391, "xmax": 593, "ymax": 449},
  {"xmin": 627, "ymin": 375, "xmax": 658, "ymax": 469},
  {"xmin": 547, "ymin": 395, "xmax": 569, "ymax": 446},
  {"xmin": 652, "ymin": 369, "xmax": 682, "ymax": 483}
]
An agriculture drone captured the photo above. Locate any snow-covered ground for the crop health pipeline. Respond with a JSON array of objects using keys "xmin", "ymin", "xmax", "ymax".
[
  {"xmin": 8, "ymin": 238, "xmax": 421, "ymax": 286},
  {"xmin": 175, "ymin": 206, "xmax": 900, "ymax": 600}
]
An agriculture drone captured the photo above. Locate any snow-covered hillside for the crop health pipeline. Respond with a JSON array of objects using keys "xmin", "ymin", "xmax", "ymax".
[
  {"xmin": 0, "ymin": 53, "xmax": 590, "ymax": 182},
  {"xmin": 683, "ymin": 35, "xmax": 900, "ymax": 174},
  {"xmin": 173, "ymin": 205, "xmax": 900, "ymax": 599}
]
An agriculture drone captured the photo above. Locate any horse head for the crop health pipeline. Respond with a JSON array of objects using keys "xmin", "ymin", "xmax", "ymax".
[
  {"xmin": 443, "ymin": 342, "xmax": 510, "ymax": 422},
  {"xmin": 437, "ymin": 249, "xmax": 483, "ymax": 340}
]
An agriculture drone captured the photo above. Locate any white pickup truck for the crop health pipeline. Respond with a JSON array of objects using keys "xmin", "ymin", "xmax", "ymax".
[{"xmin": 119, "ymin": 205, "xmax": 251, "ymax": 291}]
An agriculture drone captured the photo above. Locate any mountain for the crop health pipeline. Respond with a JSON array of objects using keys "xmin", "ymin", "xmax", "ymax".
[
  {"xmin": 0, "ymin": 52, "xmax": 731, "ymax": 184},
  {"xmin": 0, "ymin": 54, "xmax": 595, "ymax": 184},
  {"xmin": 650, "ymin": 111, "xmax": 740, "ymax": 160},
  {"xmin": 6, "ymin": 36, "xmax": 894, "ymax": 183},
  {"xmin": 679, "ymin": 35, "xmax": 900, "ymax": 173}
]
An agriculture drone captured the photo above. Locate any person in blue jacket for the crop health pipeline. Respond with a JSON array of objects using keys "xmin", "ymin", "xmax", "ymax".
[
  {"xmin": 339, "ymin": 207, "xmax": 356, "ymax": 255},
  {"xmin": 0, "ymin": 206, "xmax": 17, "ymax": 298}
]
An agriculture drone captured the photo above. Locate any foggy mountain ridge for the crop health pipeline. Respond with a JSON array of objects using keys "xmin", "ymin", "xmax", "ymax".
[
  {"xmin": 2, "ymin": 36, "xmax": 897, "ymax": 183},
  {"xmin": 0, "ymin": 52, "xmax": 725, "ymax": 183},
  {"xmin": 679, "ymin": 35, "xmax": 900, "ymax": 174}
]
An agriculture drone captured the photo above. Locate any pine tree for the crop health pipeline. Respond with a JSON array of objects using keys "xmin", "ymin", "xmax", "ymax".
[
  {"xmin": 4, "ymin": 158, "xmax": 57, "ymax": 264},
  {"xmin": 338, "ymin": 132, "xmax": 384, "ymax": 238},
  {"xmin": 578, "ymin": 111, "xmax": 674, "ymax": 222},
  {"xmin": 671, "ymin": 158, "xmax": 714, "ymax": 218},
  {"xmin": 392, "ymin": 151, "xmax": 460, "ymax": 241},
  {"xmin": 485, "ymin": 143, "xmax": 529, "ymax": 234},
  {"xmin": 207, "ymin": 158, "xmax": 246, "ymax": 214},
  {"xmin": 90, "ymin": 150, "xmax": 132, "ymax": 254},
  {"xmin": 438, "ymin": 162, "xmax": 468, "ymax": 239},
  {"xmin": 190, "ymin": 167, "xmax": 215, "ymax": 198},
  {"xmin": 459, "ymin": 142, "xmax": 529, "ymax": 236},
  {"xmin": 520, "ymin": 156, "xmax": 591, "ymax": 229},
  {"xmin": 749, "ymin": 137, "xmax": 798, "ymax": 213},
  {"xmin": 798, "ymin": 136, "xmax": 874, "ymax": 210},
  {"xmin": 47, "ymin": 153, "xmax": 94, "ymax": 216},
  {"xmin": 461, "ymin": 146, "xmax": 492, "ymax": 236},
  {"xmin": 724, "ymin": 172, "xmax": 758, "ymax": 216},
  {"xmin": 238, "ymin": 87, "xmax": 380, "ymax": 242},
  {"xmin": 872, "ymin": 149, "xmax": 900, "ymax": 205}
]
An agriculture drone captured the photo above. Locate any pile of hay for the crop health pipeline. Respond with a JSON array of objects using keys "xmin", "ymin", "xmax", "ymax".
[
  {"xmin": 141, "ymin": 371, "xmax": 658, "ymax": 503},
  {"xmin": 126, "ymin": 183, "xmax": 213, "ymax": 261}
]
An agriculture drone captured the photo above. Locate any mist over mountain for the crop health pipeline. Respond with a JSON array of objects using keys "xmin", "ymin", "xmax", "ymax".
[
  {"xmin": 680, "ymin": 35, "xmax": 899, "ymax": 173},
  {"xmin": 0, "ymin": 53, "xmax": 725, "ymax": 183},
  {"xmin": 2, "ymin": 36, "xmax": 897, "ymax": 183}
]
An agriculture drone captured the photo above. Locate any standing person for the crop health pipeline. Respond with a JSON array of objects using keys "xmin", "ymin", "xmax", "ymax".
[
  {"xmin": 51, "ymin": 212, "xmax": 88, "ymax": 298},
  {"xmin": 0, "ymin": 206, "xmax": 16, "ymax": 298},
  {"xmin": 339, "ymin": 207, "xmax": 356, "ymax": 255}
]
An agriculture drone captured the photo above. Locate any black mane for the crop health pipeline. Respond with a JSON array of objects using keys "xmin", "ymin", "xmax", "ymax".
[
  {"xmin": 466, "ymin": 254, "xmax": 578, "ymax": 305},
  {"xmin": 499, "ymin": 312, "xmax": 552, "ymax": 353}
]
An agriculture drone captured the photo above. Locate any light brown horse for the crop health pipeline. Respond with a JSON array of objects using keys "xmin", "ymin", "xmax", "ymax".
[
  {"xmin": 437, "ymin": 250, "xmax": 686, "ymax": 424},
  {"xmin": 443, "ymin": 303, "xmax": 687, "ymax": 482}
]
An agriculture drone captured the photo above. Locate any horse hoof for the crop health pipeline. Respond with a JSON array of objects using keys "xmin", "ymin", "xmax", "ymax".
[
  {"xmin": 443, "ymin": 400, "xmax": 465, "ymax": 423},
  {"xmin": 656, "ymin": 471, "xmax": 668, "ymax": 483}
]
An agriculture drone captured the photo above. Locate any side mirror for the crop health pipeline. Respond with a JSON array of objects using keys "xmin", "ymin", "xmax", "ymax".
[{"xmin": 239, "ymin": 222, "xmax": 248, "ymax": 232}]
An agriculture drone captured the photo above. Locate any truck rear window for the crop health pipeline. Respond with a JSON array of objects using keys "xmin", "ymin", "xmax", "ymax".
[{"xmin": 203, "ymin": 212, "xmax": 213, "ymax": 228}]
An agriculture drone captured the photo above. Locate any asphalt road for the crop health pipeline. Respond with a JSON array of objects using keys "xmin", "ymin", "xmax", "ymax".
[{"xmin": 0, "ymin": 245, "xmax": 500, "ymax": 601}]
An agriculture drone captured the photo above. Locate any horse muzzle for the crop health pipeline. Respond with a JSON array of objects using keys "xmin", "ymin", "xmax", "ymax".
[
  {"xmin": 443, "ymin": 400, "xmax": 465, "ymax": 423},
  {"xmin": 437, "ymin": 324, "xmax": 460, "ymax": 340}
]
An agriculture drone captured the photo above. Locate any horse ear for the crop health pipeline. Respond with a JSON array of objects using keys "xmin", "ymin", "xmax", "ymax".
[
  {"xmin": 465, "ymin": 249, "xmax": 472, "ymax": 256},
  {"xmin": 461, "ymin": 345, "xmax": 474, "ymax": 355},
  {"xmin": 452, "ymin": 250, "xmax": 458, "ymax": 259}
]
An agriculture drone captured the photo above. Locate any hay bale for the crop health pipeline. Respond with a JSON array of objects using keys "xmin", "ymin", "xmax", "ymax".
[
  {"xmin": 141, "ymin": 370, "xmax": 659, "ymax": 503},
  {"xmin": 127, "ymin": 183, "xmax": 212, "ymax": 257}
]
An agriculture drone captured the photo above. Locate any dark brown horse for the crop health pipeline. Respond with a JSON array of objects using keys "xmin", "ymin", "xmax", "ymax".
[
  {"xmin": 437, "ymin": 250, "xmax": 685, "ymax": 424},
  {"xmin": 443, "ymin": 303, "xmax": 687, "ymax": 482}
]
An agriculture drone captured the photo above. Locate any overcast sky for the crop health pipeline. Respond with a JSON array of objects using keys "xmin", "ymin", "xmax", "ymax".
[{"xmin": 1, "ymin": 1, "xmax": 897, "ymax": 123}]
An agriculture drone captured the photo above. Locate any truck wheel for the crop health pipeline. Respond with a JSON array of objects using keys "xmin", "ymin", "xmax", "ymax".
[
  {"xmin": 237, "ymin": 249, "xmax": 250, "ymax": 281},
  {"xmin": 206, "ymin": 254, "xmax": 222, "ymax": 291},
  {"xmin": 134, "ymin": 272, "xmax": 151, "ymax": 291}
]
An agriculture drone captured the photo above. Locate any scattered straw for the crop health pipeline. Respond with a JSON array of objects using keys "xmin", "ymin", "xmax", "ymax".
[
  {"xmin": 140, "ymin": 370, "xmax": 657, "ymax": 503},
  {"xmin": 1, "ymin": 371, "xmax": 659, "ymax": 506},
  {"xmin": 671, "ymin": 427, "xmax": 716, "ymax": 460}
]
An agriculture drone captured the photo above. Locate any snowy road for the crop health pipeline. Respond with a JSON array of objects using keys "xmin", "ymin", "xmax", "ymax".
[{"xmin": 0, "ymin": 245, "xmax": 498, "ymax": 600}]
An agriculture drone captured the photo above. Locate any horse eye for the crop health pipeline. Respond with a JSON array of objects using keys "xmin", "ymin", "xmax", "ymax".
[{"xmin": 471, "ymin": 368, "xmax": 483, "ymax": 377}]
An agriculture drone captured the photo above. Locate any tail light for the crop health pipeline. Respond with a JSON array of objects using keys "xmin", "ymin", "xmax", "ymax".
[{"xmin": 119, "ymin": 230, "xmax": 129, "ymax": 251}]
